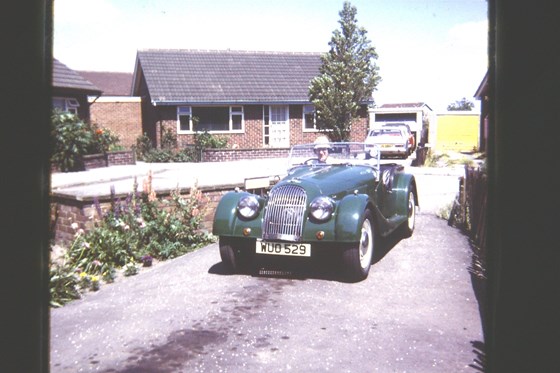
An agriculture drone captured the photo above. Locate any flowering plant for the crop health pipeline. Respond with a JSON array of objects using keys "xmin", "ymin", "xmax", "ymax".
[
  {"xmin": 141, "ymin": 255, "xmax": 153, "ymax": 267},
  {"xmin": 89, "ymin": 125, "xmax": 120, "ymax": 154},
  {"xmin": 123, "ymin": 262, "xmax": 139, "ymax": 276},
  {"xmin": 52, "ymin": 177, "xmax": 215, "ymax": 307},
  {"xmin": 78, "ymin": 271, "xmax": 92, "ymax": 290},
  {"xmin": 90, "ymin": 276, "xmax": 100, "ymax": 291}
]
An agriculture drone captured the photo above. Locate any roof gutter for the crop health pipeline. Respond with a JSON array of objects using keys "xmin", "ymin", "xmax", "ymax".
[
  {"xmin": 151, "ymin": 100, "xmax": 315, "ymax": 106},
  {"xmin": 89, "ymin": 93, "xmax": 102, "ymax": 106},
  {"xmin": 150, "ymin": 99, "xmax": 374, "ymax": 106}
]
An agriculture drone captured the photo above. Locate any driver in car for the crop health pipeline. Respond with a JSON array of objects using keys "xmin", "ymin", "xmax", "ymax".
[{"xmin": 313, "ymin": 135, "xmax": 332, "ymax": 163}]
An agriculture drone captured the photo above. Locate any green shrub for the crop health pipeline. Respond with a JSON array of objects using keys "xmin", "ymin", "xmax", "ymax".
[
  {"xmin": 161, "ymin": 127, "xmax": 177, "ymax": 149},
  {"xmin": 50, "ymin": 110, "xmax": 121, "ymax": 172},
  {"xmin": 50, "ymin": 179, "xmax": 215, "ymax": 306},
  {"xmin": 88, "ymin": 125, "xmax": 121, "ymax": 154},
  {"xmin": 49, "ymin": 261, "xmax": 81, "ymax": 307},
  {"xmin": 60, "ymin": 179, "xmax": 213, "ymax": 287},
  {"xmin": 194, "ymin": 131, "xmax": 228, "ymax": 149},
  {"xmin": 135, "ymin": 130, "xmax": 198, "ymax": 162},
  {"xmin": 423, "ymin": 149, "xmax": 478, "ymax": 168},
  {"xmin": 134, "ymin": 133, "xmax": 154, "ymax": 160},
  {"xmin": 134, "ymin": 129, "xmax": 227, "ymax": 163},
  {"xmin": 51, "ymin": 110, "xmax": 94, "ymax": 172},
  {"xmin": 138, "ymin": 187, "xmax": 211, "ymax": 259},
  {"xmin": 141, "ymin": 148, "xmax": 197, "ymax": 163},
  {"xmin": 436, "ymin": 201, "xmax": 454, "ymax": 220}
]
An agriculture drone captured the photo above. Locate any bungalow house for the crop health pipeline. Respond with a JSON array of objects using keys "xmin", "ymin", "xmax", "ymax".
[
  {"xmin": 474, "ymin": 71, "xmax": 489, "ymax": 152},
  {"xmin": 78, "ymin": 71, "xmax": 142, "ymax": 149},
  {"xmin": 368, "ymin": 102, "xmax": 433, "ymax": 147},
  {"xmin": 131, "ymin": 49, "xmax": 371, "ymax": 149},
  {"xmin": 52, "ymin": 58, "xmax": 101, "ymax": 121}
]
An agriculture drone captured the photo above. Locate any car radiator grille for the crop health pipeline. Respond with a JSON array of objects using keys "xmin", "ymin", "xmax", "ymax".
[{"xmin": 262, "ymin": 184, "xmax": 307, "ymax": 241}]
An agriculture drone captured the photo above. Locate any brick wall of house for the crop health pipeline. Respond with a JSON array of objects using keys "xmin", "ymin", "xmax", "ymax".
[
  {"xmin": 351, "ymin": 106, "xmax": 370, "ymax": 142},
  {"xmin": 166, "ymin": 104, "xmax": 370, "ymax": 149},
  {"xmin": 90, "ymin": 99, "xmax": 142, "ymax": 149}
]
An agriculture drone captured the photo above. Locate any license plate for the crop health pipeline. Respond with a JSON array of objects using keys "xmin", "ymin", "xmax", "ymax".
[
  {"xmin": 256, "ymin": 240, "xmax": 311, "ymax": 257},
  {"xmin": 381, "ymin": 144, "xmax": 392, "ymax": 148}
]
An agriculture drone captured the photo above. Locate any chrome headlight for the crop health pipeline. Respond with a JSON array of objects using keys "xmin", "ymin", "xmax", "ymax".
[
  {"xmin": 309, "ymin": 196, "xmax": 334, "ymax": 222},
  {"xmin": 237, "ymin": 195, "xmax": 260, "ymax": 219}
]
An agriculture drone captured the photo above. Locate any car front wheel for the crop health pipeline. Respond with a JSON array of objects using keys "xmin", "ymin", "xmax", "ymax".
[
  {"xmin": 219, "ymin": 237, "xmax": 253, "ymax": 274},
  {"xmin": 342, "ymin": 209, "xmax": 375, "ymax": 282},
  {"xmin": 400, "ymin": 188, "xmax": 416, "ymax": 238}
]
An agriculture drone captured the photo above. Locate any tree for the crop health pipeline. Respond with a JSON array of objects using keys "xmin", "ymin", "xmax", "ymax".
[
  {"xmin": 447, "ymin": 97, "xmax": 475, "ymax": 111},
  {"xmin": 309, "ymin": 1, "xmax": 381, "ymax": 141}
]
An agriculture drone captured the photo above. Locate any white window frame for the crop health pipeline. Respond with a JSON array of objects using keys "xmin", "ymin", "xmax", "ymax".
[
  {"xmin": 230, "ymin": 106, "xmax": 244, "ymax": 132},
  {"xmin": 177, "ymin": 106, "xmax": 192, "ymax": 133},
  {"xmin": 177, "ymin": 105, "xmax": 244, "ymax": 134},
  {"xmin": 52, "ymin": 97, "xmax": 80, "ymax": 114},
  {"xmin": 302, "ymin": 104, "xmax": 318, "ymax": 132}
]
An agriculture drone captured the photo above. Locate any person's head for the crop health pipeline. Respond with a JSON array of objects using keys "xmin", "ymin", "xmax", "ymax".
[{"xmin": 313, "ymin": 136, "xmax": 331, "ymax": 162}]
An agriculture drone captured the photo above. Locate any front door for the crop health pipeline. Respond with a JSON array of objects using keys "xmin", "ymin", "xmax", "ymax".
[{"xmin": 264, "ymin": 105, "xmax": 290, "ymax": 147}]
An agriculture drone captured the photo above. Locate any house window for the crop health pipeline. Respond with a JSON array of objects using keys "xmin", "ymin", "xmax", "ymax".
[
  {"xmin": 178, "ymin": 106, "xmax": 192, "ymax": 132},
  {"xmin": 263, "ymin": 106, "xmax": 270, "ymax": 146},
  {"xmin": 231, "ymin": 106, "xmax": 243, "ymax": 131},
  {"xmin": 52, "ymin": 97, "xmax": 80, "ymax": 114},
  {"xmin": 303, "ymin": 105, "xmax": 317, "ymax": 131},
  {"xmin": 177, "ymin": 106, "xmax": 244, "ymax": 133}
]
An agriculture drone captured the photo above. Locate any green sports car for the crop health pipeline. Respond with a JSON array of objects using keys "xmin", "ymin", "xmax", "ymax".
[{"xmin": 212, "ymin": 142, "xmax": 418, "ymax": 282}]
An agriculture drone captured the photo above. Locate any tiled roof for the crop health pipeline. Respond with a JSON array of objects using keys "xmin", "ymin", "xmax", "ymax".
[
  {"xmin": 379, "ymin": 102, "xmax": 428, "ymax": 109},
  {"xmin": 134, "ymin": 49, "xmax": 324, "ymax": 105},
  {"xmin": 474, "ymin": 71, "xmax": 488, "ymax": 98},
  {"xmin": 78, "ymin": 71, "xmax": 133, "ymax": 96},
  {"xmin": 52, "ymin": 59, "xmax": 101, "ymax": 94}
]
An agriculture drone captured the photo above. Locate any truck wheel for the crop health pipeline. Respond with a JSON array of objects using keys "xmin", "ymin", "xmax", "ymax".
[{"xmin": 342, "ymin": 209, "xmax": 375, "ymax": 282}]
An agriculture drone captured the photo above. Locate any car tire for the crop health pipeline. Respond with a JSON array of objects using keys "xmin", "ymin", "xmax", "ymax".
[
  {"xmin": 219, "ymin": 237, "xmax": 253, "ymax": 274},
  {"xmin": 342, "ymin": 209, "xmax": 375, "ymax": 282},
  {"xmin": 400, "ymin": 188, "xmax": 416, "ymax": 238}
]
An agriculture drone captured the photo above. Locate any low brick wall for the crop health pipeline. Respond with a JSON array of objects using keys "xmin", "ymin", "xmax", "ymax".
[
  {"xmin": 202, "ymin": 147, "xmax": 290, "ymax": 162},
  {"xmin": 53, "ymin": 150, "xmax": 137, "ymax": 172},
  {"xmin": 50, "ymin": 186, "xmax": 229, "ymax": 245},
  {"xmin": 83, "ymin": 153, "xmax": 108, "ymax": 170},
  {"xmin": 107, "ymin": 150, "xmax": 136, "ymax": 166},
  {"xmin": 84, "ymin": 150, "xmax": 136, "ymax": 170}
]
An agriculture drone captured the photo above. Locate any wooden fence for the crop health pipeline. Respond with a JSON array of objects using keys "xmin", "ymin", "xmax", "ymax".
[
  {"xmin": 459, "ymin": 164, "xmax": 488, "ymax": 340},
  {"xmin": 462, "ymin": 165, "xmax": 487, "ymax": 249},
  {"xmin": 453, "ymin": 164, "xmax": 487, "ymax": 281}
]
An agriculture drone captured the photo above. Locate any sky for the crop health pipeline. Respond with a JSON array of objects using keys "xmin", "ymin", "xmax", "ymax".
[{"xmin": 53, "ymin": 0, "xmax": 488, "ymax": 112}]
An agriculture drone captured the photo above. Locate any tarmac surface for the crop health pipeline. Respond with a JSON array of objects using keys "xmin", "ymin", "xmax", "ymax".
[{"xmin": 50, "ymin": 159, "xmax": 483, "ymax": 372}]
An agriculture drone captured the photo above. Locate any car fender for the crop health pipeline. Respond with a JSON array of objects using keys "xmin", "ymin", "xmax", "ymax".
[
  {"xmin": 334, "ymin": 193, "xmax": 370, "ymax": 242},
  {"xmin": 392, "ymin": 173, "xmax": 419, "ymax": 216},
  {"xmin": 212, "ymin": 191, "xmax": 264, "ymax": 237}
]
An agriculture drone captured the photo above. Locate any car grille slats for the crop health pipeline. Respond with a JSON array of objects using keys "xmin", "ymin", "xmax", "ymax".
[{"xmin": 263, "ymin": 185, "xmax": 307, "ymax": 241}]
